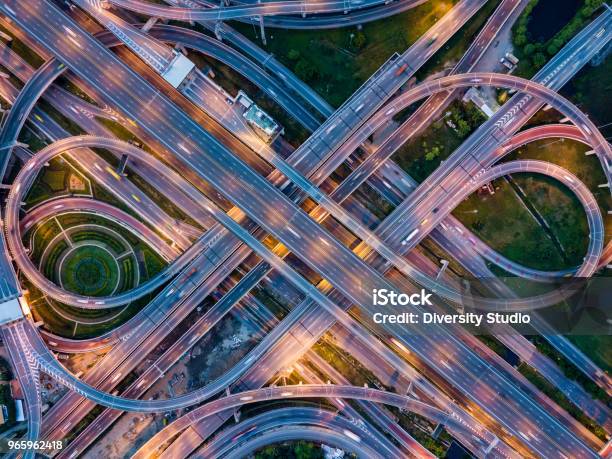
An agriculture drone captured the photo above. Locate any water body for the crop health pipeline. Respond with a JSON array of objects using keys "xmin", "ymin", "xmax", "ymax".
[{"xmin": 527, "ymin": 0, "xmax": 582, "ymax": 43}]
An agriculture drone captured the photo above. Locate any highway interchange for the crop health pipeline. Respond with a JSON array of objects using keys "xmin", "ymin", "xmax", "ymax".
[{"xmin": 0, "ymin": 0, "xmax": 610, "ymax": 458}]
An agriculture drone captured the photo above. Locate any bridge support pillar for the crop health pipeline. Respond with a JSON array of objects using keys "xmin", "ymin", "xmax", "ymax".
[
  {"xmin": 117, "ymin": 154, "xmax": 129, "ymax": 176},
  {"xmin": 436, "ymin": 259, "xmax": 449, "ymax": 280},
  {"xmin": 585, "ymin": 150, "xmax": 596, "ymax": 156},
  {"xmin": 214, "ymin": 22, "xmax": 223, "ymax": 41},
  {"xmin": 258, "ymin": 16, "xmax": 267, "ymax": 46},
  {"xmin": 406, "ymin": 380, "xmax": 414, "ymax": 396},
  {"xmin": 598, "ymin": 182, "xmax": 610, "ymax": 188},
  {"xmin": 559, "ymin": 116, "xmax": 571, "ymax": 123},
  {"xmin": 484, "ymin": 437, "xmax": 499, "ymax": 455},
  {"xmin": 431, "ymin": 423, "xmax": 444, "ymax": 439},
  {"xmin": 141, "ymin": 17, "xmax": 158, "ymax": 32}
]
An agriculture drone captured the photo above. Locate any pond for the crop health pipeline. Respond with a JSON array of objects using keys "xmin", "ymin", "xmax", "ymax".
[{"xmin": 527, "ymin": 0, "xmax": 582, "ymax": 43}]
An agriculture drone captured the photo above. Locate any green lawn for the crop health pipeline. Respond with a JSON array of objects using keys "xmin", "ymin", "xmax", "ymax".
[
  {"xmin": 567, "ymin": 336, "xmax": 612, "ymax": 374},
  {"xmin": 60, "ymin": 245, "xmax": 120, "ymax": 297},
  {"xmin": 455, "ymin": 178, "xmax": 567, "ymax": 270},
  {"xmin": 25, "ymin": 158, "xmax": 91, "ymax": 207},
  {"xmin": 506, "ymin": 138, "xmax": 612, "ymax": 262},
  {"xmin": 512, "ymin": 173, "xmax": 588, "ymax": 265},
  {"xmin": 255, "ymin": 441, "xmax": 325, "ymax": 459},
  {"xmin": 450, "ymin": 134, "xmax": 610, "ymax": 272},
  {"xmin": 233, "ymin": 0, "xmax": 459, "ymax": 107}
]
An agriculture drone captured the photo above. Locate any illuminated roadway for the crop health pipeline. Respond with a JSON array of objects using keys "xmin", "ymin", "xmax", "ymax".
[
  {"xmin": 171, "ymin": 0, "xmax": 431, "ymax": 29},
  {"xmin": 20, "ymin": 197, "xmax": 180, "ymax": 261},
  {"xmin": 1, "ymin": 15, "xmax": 592, "ymax": 373},
  {"xmin": 5, "ymin": 137, "xmax": 604, "ymax": 452},
  {"xmin": 368, "ymin": 13, "xmax": 612, "ymax": 259},
  {"xmin": 0, "ymin": 33, "xmax": 604, "ymax": 456},
  {"xmin": 1, "ymin": 2, "xmax": 608, "ymax": 455},
  {"xmin": 105, "ymin": 0, "xmax": 426, "ymax": 22},
  {"xmin": 0, "ymin": 38, "xmax": 202, "ymax": 250},
  {"xmin": 4, "ymin": 126, "xmax": 604, "ymax": 313},
  {"xmin": 1, "ymin": 0, "xmax": 608, "ymax": 456},
  {"xmin": 5, "ymin": 138, "xmax": 215, "ymax": 310},
  {"xmin": 197, "ymin": 407, "xmax": 392, "ymax": 458}
]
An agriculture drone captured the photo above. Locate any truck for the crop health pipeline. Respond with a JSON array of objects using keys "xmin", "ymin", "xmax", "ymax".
[{"xmin": 505, "ymin": 52, "xmax": 519, "ymax": 65}]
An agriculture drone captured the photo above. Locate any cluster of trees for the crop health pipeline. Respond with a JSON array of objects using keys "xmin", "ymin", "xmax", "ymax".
[
  {"xmin": 513, "ymin": 0, "xmax": 605, "ymax": 73},
  {"xmin": 255, "ymin": 441, "xmax": 325, "ymax": 459},
  {"xmin": 449, "ymin": 102, "xmax": 486, "ymax": 139},
  {"xmin": 287, "ymin": 49, "xmax": 319, "ymax": 82}
]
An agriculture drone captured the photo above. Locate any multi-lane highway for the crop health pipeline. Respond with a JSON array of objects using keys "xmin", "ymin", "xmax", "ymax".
[
  {"xmin": 1, "ymin": 3, "xmax": 608, "ymax": 458},
  {"xmin": 0, "ymin": 0, "xmax": 609, "ymax": 457}
]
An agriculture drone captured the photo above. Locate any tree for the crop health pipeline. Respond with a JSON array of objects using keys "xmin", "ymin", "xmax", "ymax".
[
  {"xmin": 547, "ymin": 43, "xmax": 559, "ymax": 56},
  {"xmin": 514, "ymin": 33, "xmax": 527, "ymax": 46},
  {"xmin": 546, "ymin": 38, "xmax": 563, "ymax": 56},
  {"xmin": 472, "ymin": 220, "xmax": 485, "ymax": 231},
  {"xmin": 523, "ymin": 43, "xmax": 536, "ymax": 55},
  {"xmin": 456, "ymin": 119, "xmax": 470, "ymax": 138},
  {"xmin": 352, "ymin": 31, "xmax": 367, "ymax": 50},
  {"xmin": 532, "ymin": 52, "xmax": 547, "ymax": 68},
  {"xmin": 465, "ymin": 103, "xmax": 484, "ymax": 128},
  {"xmin": 294, "ymin": 59, "xmax": 318, "ymax": 81},
  {"xmin": 287, "ymin": 49, "xmax": 301, "ymax": 60},
  {"xmin": 425, "ymin": 146, "xmax": 440, "ymax": 161}
]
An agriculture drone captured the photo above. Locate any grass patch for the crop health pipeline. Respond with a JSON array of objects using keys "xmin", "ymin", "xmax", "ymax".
[
  {"xmin": 454, "ymin": 178, "xmax": 567, "ymax": 270},
  {"xmin": 25, "ymin": 158, "xmax": 91, "ymax": 207},
  {"xmin": 254, "ymin": 441, "xmax": 327, "ymax": 459},
  {"xmin": 313, "ymin": 338, "xmax": 388, "ymax": 390},
  {"xmin": 504, "ymin": 138, "xmax": 611, "ymax": 265},
  {"xmin": 511, "ymin": 174, "xmax": 588, "ymax": 265},
  {"xmin": 0, "ymin": 24, "xmax": 44, "ymax": 67},
  {"xmin": 233, "ymin": 0, "xmax": 459, "ymax": 107},
  {"xmin": 60, "ymin": 245, "xmax": 120, "ymax": 297},
  {"xmin": 567, "ymin": 336, "xmax": 611, "ymax": 374},
  {"xmin": 142, "ymin": 247, "xmax": 166, "ymax": 279}
]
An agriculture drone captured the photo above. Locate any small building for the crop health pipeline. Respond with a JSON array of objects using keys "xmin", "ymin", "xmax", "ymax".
[
  {"xmin": 236, "ymin": 91, "xmax": 284, "ymax": 143},
  {"xmin": 463, "ymin": 87, "xmax": 497, "ymax": 118},
  {"xmin": 161, "ymin": 51, "xmax": 196, "ymax": 89}
]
